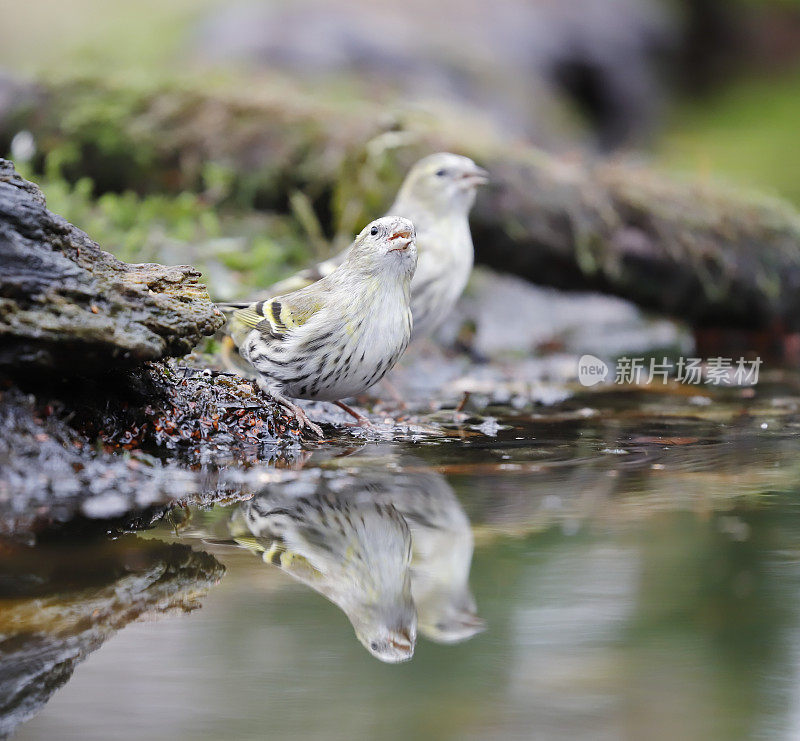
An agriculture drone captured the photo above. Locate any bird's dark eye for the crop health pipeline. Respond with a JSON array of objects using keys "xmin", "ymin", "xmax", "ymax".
[
  {"xmin": 435, "ymin": 169, "xmax": 447, "ymax": 177},
  {"xmin": 370, "ymin": 226, "xmax": 379, "ymax": 236},
  {"xmin": 370, "ymin": 641, "xmax": 379, "ymax": 651}
]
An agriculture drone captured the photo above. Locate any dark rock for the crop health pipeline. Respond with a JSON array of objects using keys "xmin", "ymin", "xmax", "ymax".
[{"xmin": 0, "ymin": 159, "xmax": 224, "ymax": 372}]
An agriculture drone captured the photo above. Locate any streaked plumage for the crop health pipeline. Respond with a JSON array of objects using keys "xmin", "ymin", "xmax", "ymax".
[
  {"xmin": 268, "ymin": 152, "xmax": 487, "ymax": 340},
  {"xmin": 223, "ymin": 216, "xmax": 417, "ymax": 436},
  {"xmin": 190, "ymin": 451, "xmax": 482, "ymax": 659},
  {"xmin": 356, "ymin": 455, "xmax": 485, "ymax": 644},
  {"xmin": 230, "ymin": 478, "xmax": 417, "ymax": 663}
]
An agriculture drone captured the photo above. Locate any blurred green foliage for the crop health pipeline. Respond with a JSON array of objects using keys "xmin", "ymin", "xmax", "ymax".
[
  {"xmin": 15, "ymin": 156, "xmax": 312, "ymax": 299},
  {"xmin": 659, "ymin": 67, "xmax": 800, "ymax": 206}
]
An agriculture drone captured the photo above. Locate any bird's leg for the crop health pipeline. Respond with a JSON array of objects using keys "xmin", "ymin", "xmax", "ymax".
[
  {"xmin": 380, "ymin": 377, "xmax": 407, "ymax": 411},
  {"xmin": 286, "ymin": 400, "xmax": 325, "ymax": 438},
  {"xmin": 455, "ymin": 391, "xmax": 471, "ymax": 413},
  {"xmin": 256, "ymin": 379, "xmax": 324, "ymax": 438},
  {"xmin": 333, "ymin": 400, "xmax": 373, "ymax": 428}
]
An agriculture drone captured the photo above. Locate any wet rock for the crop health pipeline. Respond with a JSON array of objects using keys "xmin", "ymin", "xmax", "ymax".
[
  {"xmin": 0, "ymin": 537, "xmax": 224, "ymax": 738},
  {"xmin": 83, "ymin": 360, "xmax": 305, "ymax": 462},
  {"xmin": 441, "ymin": 268, "xmax": 693, "ymax": 361},
  {"xmin": 0, "ymin": 362, "xmax": 306, "ymax": 538},
  {"xmin": 0, "ymin": 159, "xmax": 224, "ymax": 372},
  {"xmin": 0, "ymin": 160, "xmax": 313, "ymax": 535},
  {"xmin": 0, "ymin": 383, "xmax": 190, "ymax": 538}
]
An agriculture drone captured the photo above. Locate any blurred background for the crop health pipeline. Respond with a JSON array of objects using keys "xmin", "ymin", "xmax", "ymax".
[{"xmin": 3, "ymin": 0, "xmax": 800, "ymax": 198}]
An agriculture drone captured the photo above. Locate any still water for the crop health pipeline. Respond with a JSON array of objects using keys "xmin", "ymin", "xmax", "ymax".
[{"xmin": 7, "ymin": 384, "xmax": 800, "ymax": 740}]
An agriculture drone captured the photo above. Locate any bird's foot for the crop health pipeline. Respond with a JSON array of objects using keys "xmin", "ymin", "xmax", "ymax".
[
  {"xmin": 333, "ymin": 400, "xmax": 374, "ymax": 429},
  {"xmin": 263, "ymin": 386, "xmax": 325, "ymax": 439},
  {"xmin": 291, "ymin": 405, "xmax": 325, "ymax": 438}
]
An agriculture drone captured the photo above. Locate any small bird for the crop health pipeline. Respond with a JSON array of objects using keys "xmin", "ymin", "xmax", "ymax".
[
  {"xmin": 224, "ymin": 216, "xmax": 417, "ymax": 436},
  {"xmin": 230, "ymin": 478, "xmax": 417, "ymax": 663},
  {"xmin": 267, "ymin": 152, "xmax": 488, "ymax": 341}
]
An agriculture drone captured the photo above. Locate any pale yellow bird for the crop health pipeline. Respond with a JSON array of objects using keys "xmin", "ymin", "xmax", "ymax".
[
  {"xmin": 221, "ymin": 216, "xmax": 417, "ymax": 436},
  {"xmin": 354, "ymin": 453, "xmax": 486, "ymax": 644}
]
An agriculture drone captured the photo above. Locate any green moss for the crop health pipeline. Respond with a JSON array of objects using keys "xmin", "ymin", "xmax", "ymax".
[{"xmin": 215, "ymin": 232, "xmax": 311, "ymax": 289}]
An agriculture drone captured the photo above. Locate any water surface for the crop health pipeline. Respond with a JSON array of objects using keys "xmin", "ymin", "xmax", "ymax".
[{"xmin": 7, "ymin": 384, "xmax": 800, "ymax": 740}]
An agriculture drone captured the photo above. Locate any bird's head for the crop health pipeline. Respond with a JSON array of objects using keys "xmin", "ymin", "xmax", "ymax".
[
  {"xmin": 395, "ymin": 152, "xmax": 489, "ymax": 217},
  {"xmin": 349, "ymin": 216, "xmax": 417, "ymax": 277},
  {"xmin": 351, "ymin": 598, "xmax": 418, "ymax": 664},
  {"xmin": 418, "ymin": 590, "xmax": 486, "ymax": 645}
]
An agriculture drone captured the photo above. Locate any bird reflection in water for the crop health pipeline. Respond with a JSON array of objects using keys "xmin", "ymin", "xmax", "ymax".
[
  {"xmin": 229, "ymin": 460, "xmax": 484, "ymax": 663},
  {"xmin": 366, "ymin": 465, "xmax": 486, "ymax": 645},
  {"xmin": 231, "ymin": 478, "xmax": 417, "ymax": 663}
]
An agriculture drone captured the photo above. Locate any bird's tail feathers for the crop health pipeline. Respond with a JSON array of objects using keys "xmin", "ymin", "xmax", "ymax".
[{"xmin": 215, "ymin": 301, "xmax": 251, "ymax": 313}]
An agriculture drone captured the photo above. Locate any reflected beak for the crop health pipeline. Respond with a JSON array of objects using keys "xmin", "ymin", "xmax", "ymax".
[
  {"xmin": 422, "ymin": 611, "xmax": 486, "ymax": 644},
  {"xmin": 459, "ymin": 166, "xmax": 489, "ymax": 187},
  {"xmin": 368, "ymin": 627, "xmax": 416, "ymax": 663},
  {"xmin": 390, "ymin": 628, "xmax": 414, "ymax": 650},
  {"xmin": 382, "ymin": 630, "xmax": 416, "ymax": 663},
  {"xmin": 388, "ymin": 229, "xmax": 414, "ymax": 252},
  {"xmin": 460, "ymin": 613, "xmax": 487, "ymax": 633}
]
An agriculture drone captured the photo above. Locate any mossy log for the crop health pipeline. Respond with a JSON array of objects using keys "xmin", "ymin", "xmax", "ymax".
[{"xmin": 3, "ymin": 77, "xmax": 800, "ymax": 330}]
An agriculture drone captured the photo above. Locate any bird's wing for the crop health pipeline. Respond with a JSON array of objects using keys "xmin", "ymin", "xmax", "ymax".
[
  {"xmin": 266, "ymin": 253, "xmax": 344, "ymax": 296},
  {"xmin": 228, "ymin": 291, "xmax": 325, "ymax": 346}
]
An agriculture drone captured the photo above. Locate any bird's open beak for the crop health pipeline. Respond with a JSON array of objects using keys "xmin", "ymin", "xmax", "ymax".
[
  {"xmin": 388, "ymin": 229, "xmax": 414, "ymax": 252},
  {"xmin": 389, "ymin": 628, "xmax": 415, "ymax": 654},
  {"xmin": 459, "ymin": 165, "xmax": 489, "ymax": 187}
]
